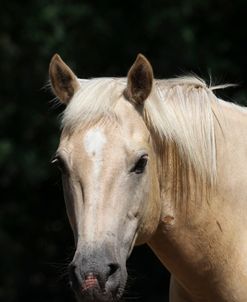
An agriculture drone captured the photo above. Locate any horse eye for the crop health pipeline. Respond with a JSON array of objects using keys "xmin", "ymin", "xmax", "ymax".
[
  {"xmin": 51, "ymin": 156, "xmax": 66, "ymax": 172},
  {"xmin": 131, "ymin": 155, "xmax": 148, "ymax": 174}
]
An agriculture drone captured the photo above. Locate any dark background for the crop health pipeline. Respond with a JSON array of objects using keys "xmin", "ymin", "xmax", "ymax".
[{"xmin": 1, "ymin": 0, "xmax": 247, "ymax": 301}]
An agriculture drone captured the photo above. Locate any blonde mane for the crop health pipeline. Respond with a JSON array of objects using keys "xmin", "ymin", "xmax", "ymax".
[{"xmin": 62, "ymin": 76, "xmax": 233, "ymax": 196}]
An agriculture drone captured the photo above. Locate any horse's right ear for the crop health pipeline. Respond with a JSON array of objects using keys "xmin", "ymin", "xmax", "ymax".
[{"xmin": 49, "ymin": 54, "xmax": 80, "ymax": 104}]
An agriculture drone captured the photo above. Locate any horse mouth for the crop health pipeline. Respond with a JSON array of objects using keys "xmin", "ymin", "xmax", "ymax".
[{"xmin": 71, "ymin": 270, "xmax": 126, "ymax": 302}]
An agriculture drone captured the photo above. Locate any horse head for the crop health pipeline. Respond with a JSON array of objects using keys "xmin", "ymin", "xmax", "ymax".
[{"xmin": 49, "ymin": 54, "xmax": 161, "ymax": 301}]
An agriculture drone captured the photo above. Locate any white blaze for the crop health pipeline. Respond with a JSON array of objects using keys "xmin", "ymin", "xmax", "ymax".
[
  {"xmin": 82, "ymin": 128, "xmax": 107, "ymax": 241},
  {"xmin": 83, "ymin": 128, "xmax": 106, "ymax": 176}
]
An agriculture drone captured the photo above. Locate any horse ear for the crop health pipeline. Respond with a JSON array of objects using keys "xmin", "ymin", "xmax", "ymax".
[
  {"xmin": 126, "ymin": 54, "xmax": 153, "ymax": 105},
  {"xmin": 49, "ymin": 54, "xmax": 80, "ymax": 104}
]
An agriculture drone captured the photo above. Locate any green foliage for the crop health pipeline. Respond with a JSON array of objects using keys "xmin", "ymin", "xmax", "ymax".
[{"xmin": 1, "ymin": 1, "xmax": 246, "ymax": 301}]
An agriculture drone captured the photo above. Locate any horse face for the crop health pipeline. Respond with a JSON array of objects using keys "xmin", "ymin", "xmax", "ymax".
[
  {"xmin": 55, "ymin": 100, "xmax": 160, "ymax": 301},
  {"xmin": 50, "ymin": 54, "xmax": 160, "ymax": 301}
]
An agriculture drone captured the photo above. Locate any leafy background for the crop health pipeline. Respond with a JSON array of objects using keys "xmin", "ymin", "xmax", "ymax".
[{"xmin": 1, "ymin": 0, "xmax": 246, "ymax": 301}]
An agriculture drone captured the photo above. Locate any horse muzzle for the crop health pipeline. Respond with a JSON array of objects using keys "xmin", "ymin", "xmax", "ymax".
[{"xmin": 69, "ymin": 248, "xmax": 127, "ymax": 302}]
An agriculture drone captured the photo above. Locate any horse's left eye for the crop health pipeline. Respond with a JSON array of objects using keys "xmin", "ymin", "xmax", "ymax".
[{"xmin": 131, "ymin": 155, "xmax": 148, "ymax": 174}]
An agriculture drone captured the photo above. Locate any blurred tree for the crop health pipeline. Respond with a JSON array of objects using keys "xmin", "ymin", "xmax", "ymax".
[{"xmin": 0, "ymin": 0, "xmax": 246, "ymax": 301}]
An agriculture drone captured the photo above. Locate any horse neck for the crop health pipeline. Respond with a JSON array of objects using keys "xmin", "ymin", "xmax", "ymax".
[{"xmin": 148, "ymin": 100, "xmax": 247, "ymax": 300}]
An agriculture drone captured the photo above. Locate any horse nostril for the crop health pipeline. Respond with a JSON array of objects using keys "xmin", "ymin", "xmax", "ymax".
[
  {"xmin": 108, "ymin": 263, "xmax": 120, "ymax": 277},
  {"xmin": 69, "ymin": 263, "xmax": 80, "ymax": 288}
]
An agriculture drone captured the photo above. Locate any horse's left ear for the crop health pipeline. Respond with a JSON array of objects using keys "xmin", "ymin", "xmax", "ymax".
[
  {"xmin": 125, "ymin": 54, "xmax": 153, "ymax": 105},
  {"xmin": 49, "ymin": 54, "xmax": 80, "ymax": 104}
]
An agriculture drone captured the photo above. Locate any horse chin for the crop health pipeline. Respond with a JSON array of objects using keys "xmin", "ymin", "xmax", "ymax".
[
  {"xmin": 75, "ymin": 288, "xmax": 112, "ymax": 302},
  {"xmin": 74, "ymin": 285, "xmax": 125, "ymax": 302}
]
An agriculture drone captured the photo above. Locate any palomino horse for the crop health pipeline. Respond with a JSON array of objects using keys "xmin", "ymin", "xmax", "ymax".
[{"xmin": 49, "ymin": 53, "xmax": 247, "ymax": 302}]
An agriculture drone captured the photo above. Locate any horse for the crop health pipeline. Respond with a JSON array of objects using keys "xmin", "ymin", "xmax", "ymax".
[{"xmin": 49, "ymin": 53, "xmax": 247, "ymax": 302}]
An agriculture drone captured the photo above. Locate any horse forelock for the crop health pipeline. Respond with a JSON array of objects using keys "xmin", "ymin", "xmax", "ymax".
[{"xmin": 62, "ymin": 78, "xmax": 126, "ymax": 131}]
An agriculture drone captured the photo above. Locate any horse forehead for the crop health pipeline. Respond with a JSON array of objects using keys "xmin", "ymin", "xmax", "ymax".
[
  {"xmin": 81, "ymin": 125, "xmax": 137, "ymax": 151},
  {"xmin": 79, "ymin": 124, "xmax": 148, "ymax": 160}
]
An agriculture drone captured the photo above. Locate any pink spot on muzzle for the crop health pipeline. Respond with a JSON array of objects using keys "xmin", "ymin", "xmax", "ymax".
[{"xmin": 81, "ymin": 274, "xmax": 99, "ymax": 292}]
